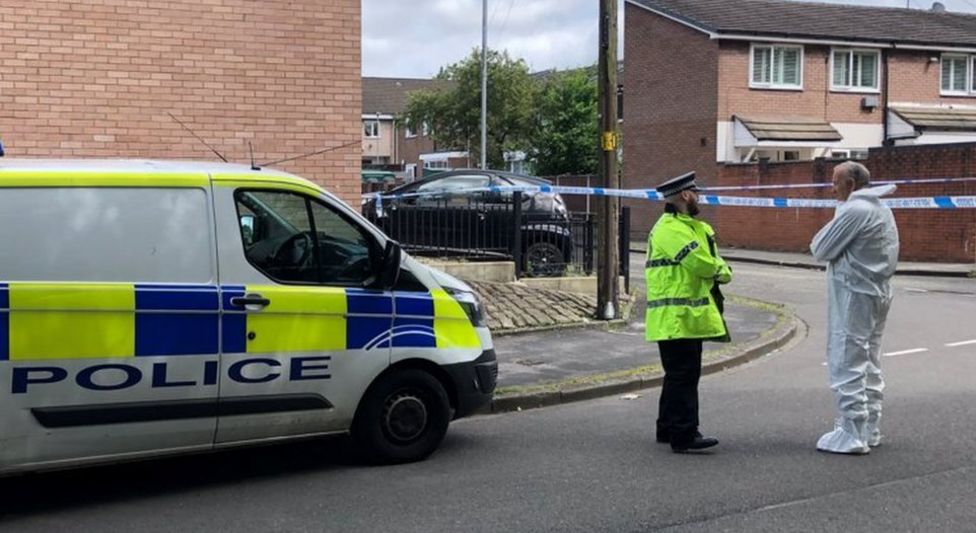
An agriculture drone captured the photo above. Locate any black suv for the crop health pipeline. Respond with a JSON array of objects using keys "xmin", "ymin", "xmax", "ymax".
[{"xmin": 363, "ymin": 169, "xmax": 573, "ymax": 276}]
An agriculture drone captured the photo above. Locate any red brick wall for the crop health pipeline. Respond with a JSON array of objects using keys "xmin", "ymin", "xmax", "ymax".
[
  {"xmin": 715, "ymin": 143, "xmax": 976, "ymax": 263},
  {"xmin": 0, "ymin": 0, "xmax": 361, "ymax": 206},
  {"xmin": 717, "ymin": 42, "xmax": 882, "ymax": 124},
  {"xmin": 887, "ymin": 50, "xmax": 976, "ymax": 106},
  {"xmin": 622, "ymin": 3, "xmax": 720, "ymax": 238},
  {"xmin": 398, "ymin": 131, "xmax": 436, "ymax": 170}
]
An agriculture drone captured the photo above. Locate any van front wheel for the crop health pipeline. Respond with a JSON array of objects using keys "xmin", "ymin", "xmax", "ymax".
[{"xmin": 352, "ymin": 369, "xmax": 451, "ymax": 464}]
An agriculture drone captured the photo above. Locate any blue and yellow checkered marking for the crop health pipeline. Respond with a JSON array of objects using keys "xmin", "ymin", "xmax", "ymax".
[
  {"xmin": 8, "ymin": 283, "xmax": 135, "ymax": 360},
  {"xmin": 391, "ymin": 293, "xmax": 436, "ymax": 349},
  {"xmin": 221, "ymin": 285, "xmax": 248, "ymax": 354},
  {"xmin": 1, "ymin": 283, "xmax": 480, "ymax": 360},
  {"xmin": 0, "ymin": 283, "xmax": 9, "ymax": 361},
  {"xmin": 346, "ymin": 289, "xmax": 395, "ymax": 351},
  {"xmin": 135, "ymin": 285, "xmax": 219, "ymax": 357}
]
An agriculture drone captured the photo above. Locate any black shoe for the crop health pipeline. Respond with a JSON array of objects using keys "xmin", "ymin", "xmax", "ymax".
[
  {"xmin": 658, "ymin": 430, "xmax": 701, "ymax": 444},
  {"xmin": 671, "ymin": 435, "xmax": 719, "ymax": 453}
]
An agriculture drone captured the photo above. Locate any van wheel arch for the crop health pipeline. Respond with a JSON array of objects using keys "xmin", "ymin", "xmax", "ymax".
[
  {"xmin": 351, "ymin": 361, "xmax": 457, "ymax": 464},
  {"xmin": 380, "ymin": 359, "xmax": 458, "ymax": 413}
]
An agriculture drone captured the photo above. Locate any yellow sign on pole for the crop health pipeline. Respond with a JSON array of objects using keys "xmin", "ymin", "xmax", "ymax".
[{"xmin": 602, "ymin": 131, "xmax": 617, "ymax": 152}]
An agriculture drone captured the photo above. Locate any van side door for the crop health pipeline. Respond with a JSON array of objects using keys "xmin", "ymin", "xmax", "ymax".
[
  {"xmin": 213, "ymin": 183, "xmax": 392, "ymax": 444},
  {"xmin": 0, "ymin": 184, "xmax": 219, "ymax": 470}
]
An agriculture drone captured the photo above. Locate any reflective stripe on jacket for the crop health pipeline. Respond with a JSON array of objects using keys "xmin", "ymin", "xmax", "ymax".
[{"xmin": 645, "ymin": 212, "xmax": 732, "ymax": 342}]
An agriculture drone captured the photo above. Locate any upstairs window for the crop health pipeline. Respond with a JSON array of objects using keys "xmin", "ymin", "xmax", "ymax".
[
  {"xmin": 941, "ymin": 54, "xmax": 972, "ymax": 95},
  {"xmin": 363, "ymin": 120, "xmax": 380, "ymax": 139},
  {"xmin": 751, "ymin": 44, "xmax": 803, "ymax": 90},
  {"xmin": 832, "ymin": 49, "xmax": 880, "ymax": 92}
]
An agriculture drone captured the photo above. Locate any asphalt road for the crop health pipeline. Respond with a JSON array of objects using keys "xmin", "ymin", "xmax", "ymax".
[{"xmin": 1, "ymin": 258, "xmax": 974, "ymax": 532}]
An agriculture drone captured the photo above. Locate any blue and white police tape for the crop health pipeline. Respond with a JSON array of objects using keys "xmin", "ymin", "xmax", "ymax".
[
  {"xmin": 700, "ymin": 176, "xmax": 976, "ymax": 191},
  {"xmin": 365, "ymin": 184, "xmax": 976, "ymax": 210}
]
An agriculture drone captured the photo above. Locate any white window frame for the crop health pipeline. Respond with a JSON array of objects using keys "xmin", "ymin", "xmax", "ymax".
[
  {"xmin": 830, "ymin": 48, "xmax": 881, "ymax": 93},
  {"xmin": 940, "ymin": 53, "xmax": 975, "ymax": 97},
  {"xmin": 403, "ymin": 119, "xmax": 417, "ymax": 139},
  {"xmin": 363, "ymin": 120, "xmax": 380, "ymax": 139},
  {"xmin": 749, "ymin": 43, "xmax": 804, "ymax": 91}
]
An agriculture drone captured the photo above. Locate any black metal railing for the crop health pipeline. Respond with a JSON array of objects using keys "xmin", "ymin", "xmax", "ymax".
[
  {"xmin": 364, "ymin": 191, "xmax": 617, "ymax": 278},
  {"xmin": 620, "ymin": 206, "xmax": 631, "ymax": 295}
]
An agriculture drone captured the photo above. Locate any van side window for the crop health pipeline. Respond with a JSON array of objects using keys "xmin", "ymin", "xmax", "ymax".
[
  {"xmin": 0, "ymin": 187, "xmax": 213, "ymax": 282},
  {"xmin": 234, "ymin": 190, "xmax": 376, "ymax": 286}
]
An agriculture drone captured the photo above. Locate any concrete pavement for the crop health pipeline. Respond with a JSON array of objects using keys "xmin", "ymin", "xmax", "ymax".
[
  {"xmin": 489, "ymin": 296, "xmax": 796, "ymax": 412},
  {"xmin": 484, "ymin": 249, "xmax": 798, "ymax": 412}
]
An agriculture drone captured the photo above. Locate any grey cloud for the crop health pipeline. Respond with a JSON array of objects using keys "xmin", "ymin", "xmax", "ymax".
[{"xmin": 363, "ymin": 0, "xmax": 976, "ymax": 78}]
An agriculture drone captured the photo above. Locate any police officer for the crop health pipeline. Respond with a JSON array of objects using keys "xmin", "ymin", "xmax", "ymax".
[{"xmin": 645, "ymin": 172, "xmax": 732, "ymax": 453}]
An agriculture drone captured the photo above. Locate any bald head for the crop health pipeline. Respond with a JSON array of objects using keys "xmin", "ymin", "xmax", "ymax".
[
  {"xmin": 837, "ymin": 161, "xmax": 871, "ymax": 188},
  {"xmin": 832, "ymin": 161, "xmax": 871, "ymax": 202}
]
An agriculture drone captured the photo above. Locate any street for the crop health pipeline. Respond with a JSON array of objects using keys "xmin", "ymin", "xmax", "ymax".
[{"xmin": 1, "ymin": 257, "xmax": 974, "ymax": 532}]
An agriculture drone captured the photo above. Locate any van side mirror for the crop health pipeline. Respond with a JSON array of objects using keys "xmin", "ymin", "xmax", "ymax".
[
  {"xmin": 378, "ymin": 240, "xmax": 402, "ymax": 290},
  {"xmin": 239, "ymin": 215, "xmax": 256, "ymax": 246}
]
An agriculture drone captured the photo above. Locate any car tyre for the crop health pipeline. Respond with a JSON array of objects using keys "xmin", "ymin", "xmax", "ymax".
[
  {"xmin": 524, "ymin": 241, "xmax": 566, "ymax": 277},
  {"xmin": 352, "ymin": 369, "xmax": 451, "ymax": 464}
]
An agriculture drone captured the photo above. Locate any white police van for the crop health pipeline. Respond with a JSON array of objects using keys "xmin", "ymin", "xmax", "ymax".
[{"xmin": 0, "ymin": 159, "xmax": 497, "ymax": 473}]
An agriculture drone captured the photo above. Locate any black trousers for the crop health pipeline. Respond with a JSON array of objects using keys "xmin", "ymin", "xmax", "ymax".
[{"xmin": 656, "ymin": 338, "xmax": 703, "ymax": 445}]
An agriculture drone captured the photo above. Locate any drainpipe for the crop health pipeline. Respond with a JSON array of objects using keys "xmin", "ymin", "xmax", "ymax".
[{"xmin": 882, "ymin": 48, "xmax": 891, "ymax": 147}]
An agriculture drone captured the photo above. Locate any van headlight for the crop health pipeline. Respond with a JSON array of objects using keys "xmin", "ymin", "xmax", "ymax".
[{"xmin": 445, "ymin": 288, "xmax": 487, "ymax": 328}]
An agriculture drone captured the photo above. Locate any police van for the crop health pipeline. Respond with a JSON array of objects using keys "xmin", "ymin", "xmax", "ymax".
[{"xmin": 0, "ymin": 159, "xmax": 497, "ymax": 473}]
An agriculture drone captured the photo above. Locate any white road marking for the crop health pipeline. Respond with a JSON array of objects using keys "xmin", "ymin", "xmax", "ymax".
[
  {"xmin": 905, "ymin": 288, "xmax": 928, "ymax": 293},
  {"xmin": 883, "ymin": 348, "xmax": 929, "ymax": 357},
  {"xmin": 946, "ymin": 339, "xmax": 976, "ymax": 348}
]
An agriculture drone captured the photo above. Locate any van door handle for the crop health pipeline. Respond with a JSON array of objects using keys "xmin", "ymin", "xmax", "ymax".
[{"xmin": 230, "ymin": 294, "xmax": 271, "ymax": 308}]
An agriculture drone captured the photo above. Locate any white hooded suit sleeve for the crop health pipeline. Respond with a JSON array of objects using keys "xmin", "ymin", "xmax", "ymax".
[{"xmin": 810, "ymin": 205, "xmax": 866, "ymax": 262}]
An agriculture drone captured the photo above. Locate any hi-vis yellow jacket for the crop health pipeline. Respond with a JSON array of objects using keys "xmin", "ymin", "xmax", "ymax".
[{"xmin": 644, "ymin": 212, "xmax": 732, "ymax": 342}]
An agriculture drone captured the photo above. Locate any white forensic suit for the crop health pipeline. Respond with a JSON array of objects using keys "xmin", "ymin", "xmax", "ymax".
[{"xmin": 810, "ymin": 184, "xmax": 900, "ymax": 454}]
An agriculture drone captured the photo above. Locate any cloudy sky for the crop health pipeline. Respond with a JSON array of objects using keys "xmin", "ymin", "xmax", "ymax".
[{"xmin": 362, "ymin": 0, "xmax": 976, "ymax": 78}]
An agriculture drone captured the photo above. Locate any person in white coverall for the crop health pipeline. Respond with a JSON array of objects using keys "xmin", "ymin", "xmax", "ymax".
[{"xmin": 810, "ymin": 161, "xmax": 900, "ymax": 455}]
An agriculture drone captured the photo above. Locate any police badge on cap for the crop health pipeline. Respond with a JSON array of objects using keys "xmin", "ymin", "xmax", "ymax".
[{"xmin": 656, "ymin": 172, "xmax": 699, "ymax": 198}]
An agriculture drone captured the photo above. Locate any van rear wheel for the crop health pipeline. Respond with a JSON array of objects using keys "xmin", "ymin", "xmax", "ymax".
[{"xmin": 352, "ymin": 369, "xmax": 451, "ymax": 464}]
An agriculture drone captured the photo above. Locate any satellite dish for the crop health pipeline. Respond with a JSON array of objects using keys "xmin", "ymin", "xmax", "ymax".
[{"xmin": 931, "ymin": 2, "xmax": 946, "ymax": 12}]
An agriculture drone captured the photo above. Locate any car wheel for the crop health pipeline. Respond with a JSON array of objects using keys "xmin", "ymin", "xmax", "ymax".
[
  {"xmin": 524, "ymin": 241, "xmax": 566, "ymax": 277},
  {"xmin": 352, "ymin": 369, "xmax": 451, "ymax": 464}
]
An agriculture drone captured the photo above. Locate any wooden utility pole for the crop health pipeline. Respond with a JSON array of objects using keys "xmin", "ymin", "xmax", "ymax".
[
  {"xmin": 480, "ymin": 0, "xmax": 488, "ymax": 169},
  {"xmin": 596, "ymin": 0, "xmax": 620, "ymax": 320}
]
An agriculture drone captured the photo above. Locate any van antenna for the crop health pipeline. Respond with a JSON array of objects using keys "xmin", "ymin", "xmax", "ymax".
[
  {"xmin": 248, "ymin": 141, "xmax": 260, "ymax": 171},
  {"xmin": 259, "ymin": 139, "xmax": 360, "ymax": 167},
  {"xmin": 167, "ymin": 112, "xmax": 228, "ymax": 163}
]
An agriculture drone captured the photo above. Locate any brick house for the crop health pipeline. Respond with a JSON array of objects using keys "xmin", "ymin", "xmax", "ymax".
[
  {"xmin": 623, "ymin": 0, "xmax": 976, "ymax": 247},
  {"xmin": 362, "ymin": 77, "xmax": 468, "ymax": 180},
  {"xmin": 0, "ymin": 0, "xmax": 362, "ymax": 206}
]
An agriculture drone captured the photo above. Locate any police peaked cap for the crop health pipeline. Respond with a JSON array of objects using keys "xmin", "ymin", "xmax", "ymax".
[{"xmin": 656, "ymin": 172, "xmax": 699, "ymax": 198}]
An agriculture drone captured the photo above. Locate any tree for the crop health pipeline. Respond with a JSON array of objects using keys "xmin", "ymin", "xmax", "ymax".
[
  {"xmin": 404, "ymin": 49, "xmax": 536, "ymax": 169},
  {"xmin": 530, "ymin": 68, "xmax": 599, "ymax": 176}
]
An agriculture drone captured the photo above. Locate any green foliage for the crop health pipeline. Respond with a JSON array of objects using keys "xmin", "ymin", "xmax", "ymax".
[
  {"xmin": 404, "ymin": 50, "xmax": 601, "ymax": 175},
  {"xmin": 404, "ymin": 49, "xmax": 536, "ymax": 169},
  {"xmin": 530, "ymin": 68, "xmax": 599, "ymax": 176}
]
